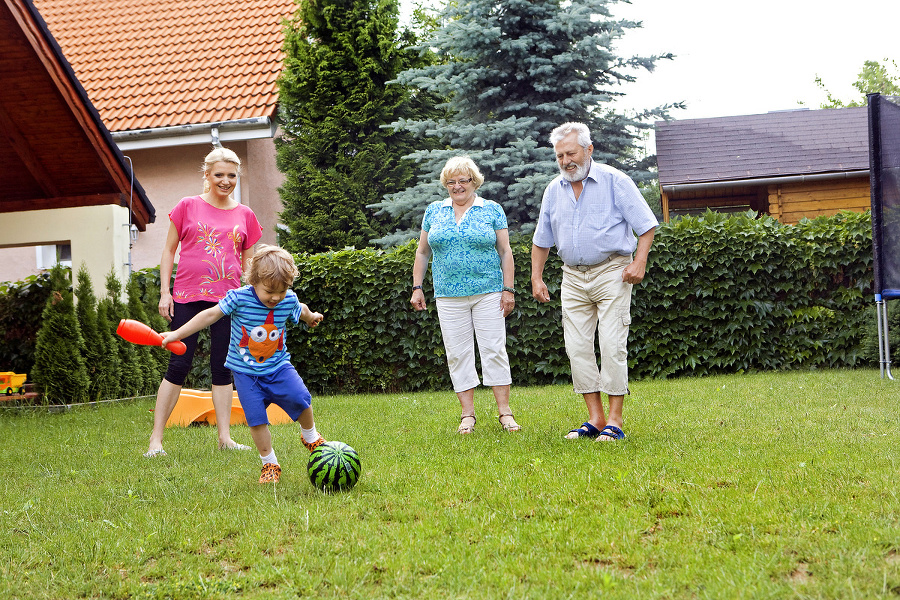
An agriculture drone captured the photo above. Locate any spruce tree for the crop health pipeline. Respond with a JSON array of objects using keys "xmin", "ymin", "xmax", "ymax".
[
  {"xmin": 370, "ymin": 0, "xmax": 677, "ymax": 243},
  {"xmin": 31, "ymin": 265, "xmax": 90, "ymax": 405},
  {"xmin": 276, "ymin": 0, "xmax": 445, "ymax": 253}
]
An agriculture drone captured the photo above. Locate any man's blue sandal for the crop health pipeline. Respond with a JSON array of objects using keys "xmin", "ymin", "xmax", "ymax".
[
  {"xmin": 567, "ymin": 422, "xmax": 602, "ymax": 438},
  {"xmin": 596, "ymin": 425, "xmax": 626, "ymax": 441}
]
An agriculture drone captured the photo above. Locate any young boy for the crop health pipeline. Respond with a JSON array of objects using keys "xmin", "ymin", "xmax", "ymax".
[{"xmin": 161, "ymin": 245, "xmax": 325, "ymax": 483}]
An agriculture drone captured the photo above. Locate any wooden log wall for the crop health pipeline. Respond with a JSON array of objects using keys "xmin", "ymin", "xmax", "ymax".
[{"xmin": 768, "ymin": 177, "xmax": 870, "ymax": 224}]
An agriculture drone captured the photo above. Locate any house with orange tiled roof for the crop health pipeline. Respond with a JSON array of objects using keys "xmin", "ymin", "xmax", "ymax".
[
  {"xmin": 0, "ymin": 0, "xmax": 296, "ymax": 282},
  {"xmin": 1, "ymin": 0, "xmax": 155, "ymax": 297}
]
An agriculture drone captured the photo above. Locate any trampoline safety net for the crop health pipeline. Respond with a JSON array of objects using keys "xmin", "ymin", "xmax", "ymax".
[{"xmin": 869, "ymin": 93, "xmax": 900, "ymax": 299}]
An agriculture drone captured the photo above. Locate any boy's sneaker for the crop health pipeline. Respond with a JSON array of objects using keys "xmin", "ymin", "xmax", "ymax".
[
  {"xmin": 259, "ymin": 463, "xmax": 281, "ymax": 483},
  {"xmin": 303, "ymin": 435, "xmax": 325, "ymax": 452}
]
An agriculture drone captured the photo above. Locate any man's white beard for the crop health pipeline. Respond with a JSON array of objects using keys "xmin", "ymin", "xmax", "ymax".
[{"xmin": 560, "ymin": 159, "xmax": 590, "ymax": 182}]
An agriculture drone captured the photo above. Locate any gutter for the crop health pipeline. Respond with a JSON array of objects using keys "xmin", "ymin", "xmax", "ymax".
[
  {"xmin": 111, "ymin": 117, "xmax": 276, "ymax": 151},
  {"xmin": 662, "ymin": 170, "xmax": 870, "ymax": 194}
]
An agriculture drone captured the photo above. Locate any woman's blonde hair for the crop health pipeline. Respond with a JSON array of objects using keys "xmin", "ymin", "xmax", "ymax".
[
  {"xmin": 201, "ymin": 147, "xmax": 242, "ymax": 193},
  {"xmin": 246, "ymin": 245, "xmax": 299, "ymax": 288},
  {"xmin": 439, "ymin": 156, "xmax": 484, "ymax": 189}
]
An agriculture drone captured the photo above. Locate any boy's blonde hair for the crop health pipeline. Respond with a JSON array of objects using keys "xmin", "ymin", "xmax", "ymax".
[{"xmin": 246, "ymin": 245, "xmax": 299, "ymax": 288}]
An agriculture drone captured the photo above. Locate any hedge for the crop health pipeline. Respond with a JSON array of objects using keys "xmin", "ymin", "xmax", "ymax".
[
  {"xmin": 288, "ymin": 210, "xmax": 875, "ymax": 393},
  {"xmin": 0, "ymin": 210, "xmax": 884, "ymax": 399}
]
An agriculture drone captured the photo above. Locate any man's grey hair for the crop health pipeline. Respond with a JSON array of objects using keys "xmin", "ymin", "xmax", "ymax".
[{"xmin": 549, "ymin": 122, "xmax": 592, "ymax": 149}]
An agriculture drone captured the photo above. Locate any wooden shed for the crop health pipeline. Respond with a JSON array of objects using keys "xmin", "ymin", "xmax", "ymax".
[{"xmin": 655, "ymin": 107, "xmax": 870, "ymax": 223}]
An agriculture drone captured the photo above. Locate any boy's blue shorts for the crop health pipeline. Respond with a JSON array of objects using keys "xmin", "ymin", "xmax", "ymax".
[{"xmin": 232, "ymin": 363, "xmax": 312, "ymax": 427}]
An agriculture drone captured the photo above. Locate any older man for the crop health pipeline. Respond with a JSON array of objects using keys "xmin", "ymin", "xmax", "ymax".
[{"xmin": 531, "ymin": 122, "xmax": 657, "ymax": 441}]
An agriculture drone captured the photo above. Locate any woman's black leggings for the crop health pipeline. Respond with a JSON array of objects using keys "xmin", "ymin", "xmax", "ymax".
[{"xmin": 163, "ymin": 301, "xmax": 232, "ymax": 386}]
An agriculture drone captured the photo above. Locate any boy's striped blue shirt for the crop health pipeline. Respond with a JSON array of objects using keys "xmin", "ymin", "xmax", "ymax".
[{"xmin": 218, "ymin": 285, "xmax": 302, "ymax": 375}]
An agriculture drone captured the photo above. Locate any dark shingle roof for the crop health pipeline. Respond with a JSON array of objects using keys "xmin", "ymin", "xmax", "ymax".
[{"xmin": 655, "ymin": 107, "xmax": 869, "ymax": 186}]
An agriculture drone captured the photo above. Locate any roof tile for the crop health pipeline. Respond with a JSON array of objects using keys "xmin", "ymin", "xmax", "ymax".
[{"xmin": 33, "ymin": 0, "xmax": 296, "ymax": 132}]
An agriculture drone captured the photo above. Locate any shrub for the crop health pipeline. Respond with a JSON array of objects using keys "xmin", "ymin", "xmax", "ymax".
[
  {"xmin": 31, "ymin": 265, "xmax": 90, "ymax": 404},
  {"xmin": 289, "ymin": 211, "xmax": 875, "ymax": 392},
  {"xmin": 0, "ymin": 210, "xmax": 882, "ymax": 397},
  {"xmin": 0, "ymin": 272, "xmax": 52, "ymax": 376}
]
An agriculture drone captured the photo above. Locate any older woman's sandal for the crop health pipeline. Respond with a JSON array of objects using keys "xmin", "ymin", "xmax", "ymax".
[
  {"xmin": 457, "ymin": 414, "xmax": 476, "ymax": 434},
  {"xmin": 498, "ymin": 413, "xmax": 521, "ymax": 432}
]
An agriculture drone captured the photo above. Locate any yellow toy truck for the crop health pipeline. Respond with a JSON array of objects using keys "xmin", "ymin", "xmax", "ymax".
[{"xmin": 0, "ymin": 372, "xmax": 27, "ymax": 396}]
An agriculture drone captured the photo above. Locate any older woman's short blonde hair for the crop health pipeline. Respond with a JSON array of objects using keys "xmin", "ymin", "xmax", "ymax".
[{"xmin": 439, "ymin": 156, "xmax": 484, "ymax": 189}]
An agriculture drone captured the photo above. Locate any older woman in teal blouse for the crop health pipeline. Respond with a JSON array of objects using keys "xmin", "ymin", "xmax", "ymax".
[{"xmin": 411, "ymin": 156, "xmax": 520, "ymax": 434}]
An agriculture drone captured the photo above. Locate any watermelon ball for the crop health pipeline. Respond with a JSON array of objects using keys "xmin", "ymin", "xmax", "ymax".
[{"xmin": 307, "ymin": 441, "xmax": 360, "ymax": 492}]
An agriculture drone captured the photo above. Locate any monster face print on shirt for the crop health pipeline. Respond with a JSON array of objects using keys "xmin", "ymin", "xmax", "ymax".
[{"xmin": 239, "ymin": 310, "xmax": 284, "ymax": 364}]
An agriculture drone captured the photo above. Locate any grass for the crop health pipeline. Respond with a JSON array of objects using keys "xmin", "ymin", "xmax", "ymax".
[{"xmin": 0, "ymin": 369, "xmax": 898, "ymax": 599}]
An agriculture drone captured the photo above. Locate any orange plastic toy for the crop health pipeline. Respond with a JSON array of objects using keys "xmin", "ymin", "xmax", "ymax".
[
  {"xmin": 165, "ymin": 389, "xmax": 293, "ymax": 427},
  {"xmin": 0, "ymin": 372, "xmax": 26, "ymax": 396},
  {"xmin": 117, "ymin": 319, "xmax": 187, "ymax": 355}
]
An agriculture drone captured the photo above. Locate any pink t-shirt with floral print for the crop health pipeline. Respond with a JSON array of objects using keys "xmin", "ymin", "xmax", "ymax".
[{"xmin": 169, "ymin": 195, "xmax": 263, "ymax": 303}]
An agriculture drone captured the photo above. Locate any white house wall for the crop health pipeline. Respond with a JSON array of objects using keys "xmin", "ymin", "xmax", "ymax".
[
  {"xmin": 0, "ymin": 204, "xmax": 132, "ymax": 299},
  {"xmin": 0, "ymin": 137, "xmax": 284, "ymax": 289}
]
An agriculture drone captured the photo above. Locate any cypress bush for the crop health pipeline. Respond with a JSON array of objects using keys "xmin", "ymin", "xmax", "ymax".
[
  {"xmin": 31, "ymin": 265, "xmax": 90, "ymax": 404},
  {"xmin": 99, "ymin": 271, "xmax": 144, "ymax": 398},
  {"xmin": 126, "ymin": 275, "xmax": 165, "ymax": 393},
  {"xmin": 75, "ymin": 265, "xmax": 109, "ymax": 401}
]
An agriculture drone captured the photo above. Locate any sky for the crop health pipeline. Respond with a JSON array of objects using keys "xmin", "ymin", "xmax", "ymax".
[
  {"xmin": 399, "ymin": 0, "xmax": 900, "ymax": 150},
  {"xmin": 611, "ymin": 0, "xmax": 900, "ymax": 122}
]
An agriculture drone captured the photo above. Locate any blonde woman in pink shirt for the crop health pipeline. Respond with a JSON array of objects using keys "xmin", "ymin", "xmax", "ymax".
[{"xmin": 144, "ymin": 147, "xmax": 263, "ymax": 457}]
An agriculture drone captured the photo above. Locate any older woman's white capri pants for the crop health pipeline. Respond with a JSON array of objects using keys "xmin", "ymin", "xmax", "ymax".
[
  {"xmin": 560, "ymin": 256, "xmax": 633, "ymax": 396},
  {"xmin": 435, "ymin": 292, "xmax": 512, "ymax": 393}
]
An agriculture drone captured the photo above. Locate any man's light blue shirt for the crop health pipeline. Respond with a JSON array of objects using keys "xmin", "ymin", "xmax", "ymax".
[{"xmin": 533, "ymin": 160, "xmax": 658, "ymax": 266}]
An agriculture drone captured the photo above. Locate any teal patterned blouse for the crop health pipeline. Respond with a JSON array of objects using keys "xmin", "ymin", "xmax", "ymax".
[{"xmin": 422, "ymin": 197, "xmax": 508, "ymax": 298}]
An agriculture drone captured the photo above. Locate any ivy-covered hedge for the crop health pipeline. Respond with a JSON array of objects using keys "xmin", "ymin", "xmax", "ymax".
[
  {"xmin": 630, "ymin": 210, "xmax": 872, "ymax": 378},
  {"xmin": 0, "ymin": 210, "xmax": 884, "ymax": 398},
  {"xmin": 0, "ymin": 273, "xmax": 52, "ymax": 376},
  {"xmin": 289, "ymin": 210, "xmax": 875, "ymax": 393}
]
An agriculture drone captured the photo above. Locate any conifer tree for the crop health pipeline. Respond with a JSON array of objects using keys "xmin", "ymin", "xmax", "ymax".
[
  {"xmin": 371, "ymin": 0, "xmax": 677, "ymax": 243},
  {"xmin": 75, "ymin": 264, "xmax": 113, "ymax": 401},
  {"xmin": 31, "ymin": 265, "xmax": 90, "ymax": 405},
  {"xmin": 95, "ymin": 299, "xmax": 122, "ymax": 399},
  {"xmin": 101, "ymin": 270, "xmax": 144, "ymax": 398},
  {"xmin": 127, "ymin": 275, "xmax": 163, "ymax": 394},
  {"xmin": 276, "ymin": 0, "xmax": 445, "ymax": 253}
]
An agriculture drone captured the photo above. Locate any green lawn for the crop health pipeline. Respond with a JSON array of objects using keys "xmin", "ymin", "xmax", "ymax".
[{"xmin": 0, "ymin": 369, "xmax": 898, "ymax": 599}]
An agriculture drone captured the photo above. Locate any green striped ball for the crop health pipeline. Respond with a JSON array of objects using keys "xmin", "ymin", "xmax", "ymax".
[{"xmin": 307, "ymin": 441, "xmax": 360, "ymax": 492}]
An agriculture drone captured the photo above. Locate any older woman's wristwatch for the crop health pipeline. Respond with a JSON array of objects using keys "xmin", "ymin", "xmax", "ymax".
[{"xmin": 502, "ymin": 286, "xmax": 516, "ymax": 294}]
